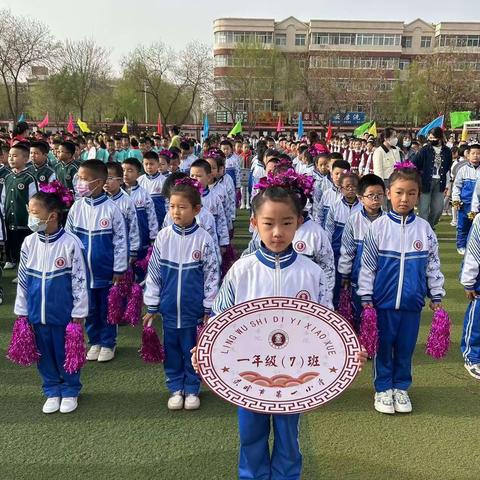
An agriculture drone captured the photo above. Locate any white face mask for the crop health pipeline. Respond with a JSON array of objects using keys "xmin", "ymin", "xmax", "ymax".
[
  {"xmin": 403, "ymin": 140, "xmax": 411, "ymax": 148},
  {"xmin": 388, "ymin": 137, "xmax": 398, "ymax": 147},
  {"xmin": 28, "ymin": 215, "xmax": 48, "ymax": 233}
]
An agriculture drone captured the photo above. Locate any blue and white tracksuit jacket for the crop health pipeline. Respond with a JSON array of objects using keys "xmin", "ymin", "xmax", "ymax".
[
  {"xmin": 138, "ymin": 172, "xmax": 167, "ymax": 228},
  {"xmin": 460, "ymin": 214, "xmax": 480, "ymax": 364},
  {"xmin": 242, "ymin": 216, "xmax": 335, "ymax": 309},
  {"xmin": 15, "ymin": 228, "xmax": 89, "ymax": 397},
  {"xmin": 250, "ymin": 157, "xmax": 265, "ymax": 201},
  {"xmin": 212, "ymin": 245, "xmax": 328, "ymax": 480},
  {"xmin": 211, "ymin": 180, "xmax": 234, "ymax": 231},
  {"xmin": 66, "ymin": 194, "xmax": 128, "ymax": 289},
  {"xmin": 225, "ymin": 153, "xmax": 241, "ymax": 189},
  {"xmin": 216, "ymin": 174, "xmax": 236, "ymax": 223},
  {"xmin": 201, "ymin": 187, "xmax": 230, "ymax": 247},
  {"xmin": 357, "ymin": 211, "xmax": 445, "ymax": 392},
  {"xmin": 126, "ymin": 184, "xmax": 158, "ymax": 254},
  {"xmin": 110, "ymin": 189, "xmax": 140, "ymax": 259},
  {"xmin": 180, "ymin": 154, "xmax": 198, "ymax": 174},
  {"xmin": 313, "ymin": 185, "xmax": 341, "ymax": 228}
]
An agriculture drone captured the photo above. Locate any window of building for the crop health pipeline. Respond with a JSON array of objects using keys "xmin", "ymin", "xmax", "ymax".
[
  {"xmin": 295, "ymin": 34, "xmax": 306, "ymax": 46},
  {"xmin": 311, "ymin": 33, "xmax": 329, "ymax": 45},
  {"xmin": 401, "ymin": 36, "xmax": 412, "ymax": 48},
  {"xmin": 275, "ymin": 34, "xmax": 287, "ymax": 46},
  {"xmin": 399, "ymin": 59, "xmax": 410, "ymax": 70},
  {"xmin": 420, "ymin": 36, "xmax": 432, "ymax": 48}
]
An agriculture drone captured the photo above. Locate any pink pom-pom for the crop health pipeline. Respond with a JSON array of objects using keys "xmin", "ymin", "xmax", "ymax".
[
  {"xmin": 196, "ymin": 322, "xmax": 206, "ymax": 343},
  {"xmin": 360, "ymin": 306, "xmax": 378, "ymax": 357},
  {"xmin": 6, "ymin": 316, "xmax": 41, "ymax": 367},
  {"xmin": 426, "ymin": 308, "xmax": 451, "ymax": 359},
  {"xmin": 64, "ymin": 322, "xmax": 87, "ymax": 374},
  {"xmin": 338, "ymin": 288, "xmax": 354, "ymax": 327},
  {"xmin": 107, "ymin": 284, "xmax": 124, "ymax": 325},
  {"xmin": 135, "ymin": 246, "xmax": 153, "ymax": 273},
  {"xmin": 139, "ymin": 324, "xmax": 165, "ymax": 363},
  {"xmin": 124, "ymin": 283, "xmax": 143, "ymax": 326}
]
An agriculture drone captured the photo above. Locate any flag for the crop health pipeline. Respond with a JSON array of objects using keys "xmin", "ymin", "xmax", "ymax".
[
  {"xmin": 297, "ymin": 112, "xmax": 304, "ymax": 138},
  {"xmin": 228, "ymin": 120, "xmax": 242, "ymax": 137},
  {"xmin": 17, "ymin": 113, "xmax": 25, "ymax": 123},
  {"xmin": 77, "ymin": 118, "xmax": 91, "ymax": 133},
  {"xmin": 326, "ymin": 122, "xmax": 332, "ymax": 142},
  {"xmin": 202, "ymin": 114, "xmax": 209, "ymax": 139},
  {"xmin": 121, "ymin": 117, "xmax": 128, "ymax": 134},
  {"xmin": 461, "ymin": 123, "xmax": 469, "ymax": 142},
  {"xmin": 368, "ymin": 122, "xmax": 377, "ymax": 137},
  {"xmin": 353, "ymin": 121, "xmax": 374, "ymax": 138},
  {"xmin": 450, "ymin": 111, "xmax": 471, "ymax": 129},
  {"xmin": 417, "ymin": 115, "xmax": 444, "ymax": 138},
  {"xmin": 66, "ymin": 113, "xmax": 75, "ymax": 134},
  {"xmin": 276, "ymin": 114, "xmax": 284, "ymax": 133},
  {"xmin": 37, "ymin": 112, "xmax": 49, "ymax": 129},
  {"xmin": 156, "ymin": 113, "xmax": 163, "ymax": 135}
]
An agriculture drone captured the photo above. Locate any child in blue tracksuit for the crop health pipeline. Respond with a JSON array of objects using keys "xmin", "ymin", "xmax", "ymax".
[
  {"xmin": 325, "ymin": 172, "xmax": 362, "ymax": 308},
  {"xmin": 143, "ymin": 178, "xmax": 220, "ymax": 411},
  {"xmin": 460, "ymin": 213, "xmax": 480, "ymax": 379},
  {"xmin": 358, "ymin": 166, "xmax": 445, "ymax": 415},
  {"xmin": 193, "ymin": 174, "xmax": 367, "ymax": 480},
  {"xmin": 15, "ymin": 190, "xmax": 89, "ymax": 414},
  {"xmin": 452, "ymin": 144, "xmax": 480, "ymax": 254},
  {"xmin": 338, "ymin": 174, "xmax": 385, "ymax": 330},
  {"xmin": 66, "ymin": 160, "xmax": 128, "ymax": 363}
]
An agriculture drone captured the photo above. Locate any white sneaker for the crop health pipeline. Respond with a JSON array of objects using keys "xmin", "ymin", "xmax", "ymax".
[
  {"xmin": 11, "ymin": 277, "xmax": 18, "ymax": 284},
  {"xmin": 86, "ymin": 345, "xmax": 101, "ymax": 361},
  {"xmin": 184, "ymin": 394, "xmax": 200, "ymax": 410},
  {"xmin": 393, "ymin": 389, "xmax": 412, "ymax": 413},
  {"xmin": 42, "ymin": 397, "xmax": 61, "ymax": 414},
  {"xmin": 167, "ymin": 391, "xmax": 184, "ymax": 410},
  {"xmin": 464, "ymin": 363, "xmax": 480, "ymax": 380},
  {"xmin": 457, "ymin": 248, "xmax": 466, "ymax": 255},
  {"xmin": 4, "ymin": 262, "xmax": 16, "ymax": 270},
  {"xmin": 374, "ymin": 389, "xmax": 395, "ymax": 414},
  {"xmin": 60, "ymin": 397, "xmax": 78, "ymax": 413},
  {"xmin": 450, "ymin": 221, "xmax": 457, "ymax": 227},
  {"xmin": 97, "ymin": 346, "xmax": 116, "ymax": 362}
]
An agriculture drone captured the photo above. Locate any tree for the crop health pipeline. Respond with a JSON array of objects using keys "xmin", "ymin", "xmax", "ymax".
[{"xmin": 0, "ymin": 9, "xmax": 59, "ymax": 120}]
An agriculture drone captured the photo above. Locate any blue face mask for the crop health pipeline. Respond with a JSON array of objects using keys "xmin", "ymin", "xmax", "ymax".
[{"xmin": 28, "ymin": 215, "xmax": 48, "ymax": 233}]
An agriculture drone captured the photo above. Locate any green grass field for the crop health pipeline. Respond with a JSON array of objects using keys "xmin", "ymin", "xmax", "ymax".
[{"xmin": 1, "ymin": 212, "xmax": 479, "ymax": 480}]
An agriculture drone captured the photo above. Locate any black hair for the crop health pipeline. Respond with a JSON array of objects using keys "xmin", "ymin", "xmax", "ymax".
[
  {"xmin": 13, "ymin": 121, "xmax": 29, "ymax": 136},
  {"xmin": 315, "ymin": 152, "xmax": 329, "ymax": 162},
  {"xmin": 169, "ymin": 146, "xmax": 181, "ymax": 159},
  {"xmin": 205, "ymin": 153, "xmax": 225, "ymax": 169},
  {"xmin": 170, "ymin": 125, "xmax": 180, "ymax": 135},
  {"xmin": 266, "ymin": 157, "xmax": 280, "ymax": 166},
  {"xmin": 80, "ymin": 159, "xmax": 108, "ymax": 182},
  {"xmin": 60, "ymin": 141, "xmax": 76, "ymax": 156},
  {"xmin": 10, "ymin": 142, "xmax": 30, "ymax": 155},
  {"xmin": 459, "ymin": 144, "xmax": 470, "ymax": 157},
  {"xmin": 179, "ymin": 140, "xmax": 190, "ymax": 151},
  {"xmin": 265, "ymin": 148, "xmax": 280, "ymax": 159},
  {"xmin": 30, "ymin": 141, "xmax": 50, "ymax": 155},
  {"xmin": 143, "ymin": 150, "xmax": 159, "ymax": 162},
  {"xmin": 158, "ymin": 151, "xmax": 171, "ymax": 164},
  {"xmin": 302, "ymin": 150, "xmax": 314, "ymax": 165},
  {"xmin": 252, "ymin": 186, "xmax": 303, "ymax": 217},
  {"xmin": 298, "ymin": 144, "xmax": 308, "ymax": 154},
  {"xmin": 330, "ymin": 152, "xmax": 344, "ymax": 161},
  {"xmin": 331, "ymin": 159, "xmax": 351, "ymax": 171},
  {"xmin": 122, "ymin": 157, "xmax": 143, "ymax": 172},
  {"xmin": 381, "ymin": 128, "xmax": 396, "ymax": 143},
  {"xmin": 429, "ymin": 127, "xmax": 444, "ymax": 142},
  {"xmin": 190, "ymin": 159, "xmax": 211, "ymax": 174},
  {"xmin": 220, "ymin": 139, "xmax": 233, "ymax": 148},
  {"xmin": 388, "ymin": 168, "xmax": 422, "ymax": 191},
  {"xmin": 170, "ymin": 181, "xmax": 202, "ymax": 207},
  {"xmin": 339, "ymin": 172, "xmax": 360, "ymax": 188},
  {"xmin": 130, "ymin": 138, "xmax": 139, "ymax": 148},
  {"xmin": 106, "ymin": 162, "xmax": 124, "ymax": 178},
  {"xmin": 469, "ymin": 143, "xmax": 480, "ymax": 151},
  {"xmin": 358, "ymin": 174, "xmax": 385, "ymax": 196},
  {"xmin": 162, "ymin": 171, "xmax": 186, "ymax": 197},
  {"xmin": 31, "ymin": 191, "xmax": 64, "ymax": 219}
]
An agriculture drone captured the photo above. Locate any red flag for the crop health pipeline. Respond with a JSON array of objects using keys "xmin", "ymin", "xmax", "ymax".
[
  {"xmin": 276, "ymin": 113, "xmax": 284, "ymax": 133},
  {"xmin": 37, "ymin": 112, "xmax": 49, "ymax": 129},
  {"xmin": 157, "ymin": 113, "xmax": 163, "ymax": 135},
  {"xmin": 326, "ymin": 122, "xmax": 333, "ymax": 142},
  {"xmin": 67, "ymin": 113, "xmax": 74, "ymax": 134}
]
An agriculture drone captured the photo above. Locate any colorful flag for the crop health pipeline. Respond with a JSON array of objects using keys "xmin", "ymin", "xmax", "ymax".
[
  {"xmin": 121, "ymin": 117, "xmax": 128, "ymax": 134},
  {"xmin": 450, "ymin": 111, "xmax": 471, "ymax": 129},
  {"xmin": 37, "ymin": 112, "xmax": 49, "ymax": 129},
  {"xmin": 228, "ymin": 120, "xmax": 242, "ymax": 137},
  {"xmin": 353, "ymin": 121, "xmax": 374, "ymax": 138},
  {"xmin": 276, "ymin": 114, "xmax": 284, "ymax": 133},
  {"xmin": 297, "ymin": 112, "xmax": 304, "ymax": 138},
  {"xmin": 17, "ymin": 113, "xmax": 25, "ymax": 123},
  {"xmin": 417, "ymin": 115, "xmax": 444, "ymax": 138},
  {"xmin": 66, "ymin": 113, "xmax": 75, "ymax": 134},
  {"xmin": 368, "ymin": 122, "xmax": 377, "ymax": 137},
  {"xmin": 461, "ymin": 123, "xmax": 469, "ymax": 142},
  {"xmin": 203, "ymin": 114, "xmax": 209, "ymax": 139},
  {"xmin": 77, "ymin": 118, "xmax": 91, "ymax": 133},
  {"xmin": 157, "ymin": 113, "xmax": 163, "ymax": 135},
  {"xmin": 325, "ymin": 122, "xmax": 332, "ymax": 142}
]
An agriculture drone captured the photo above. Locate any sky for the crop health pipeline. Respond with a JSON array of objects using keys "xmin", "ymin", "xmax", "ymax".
[{"xmin": 2, "ymin": 0, "xmax": 480, "ymax": 69}]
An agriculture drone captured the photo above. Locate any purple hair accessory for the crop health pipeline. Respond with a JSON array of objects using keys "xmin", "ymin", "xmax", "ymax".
[
  {"xmin": 174, "ymin": 177, "xmax": 204, "ymax": 194},
  {"xmin": 39, "ymin": 180, "xmax": 74, "ymax": 207},
  {"xmin": 158, "ymin": 149, "xmax": 173, "ymax": 159},
  {"xmin": 254, "ymin": 170, "xmax": 315, "ymax": 198},
  {"xmin": 394, "ymin": 161, "xmax": 416, "ymax": 170}
]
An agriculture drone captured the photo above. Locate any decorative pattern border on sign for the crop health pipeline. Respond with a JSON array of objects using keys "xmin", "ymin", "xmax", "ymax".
[{"xmin": 197, "ymin": 297, "xmax": 361, "ymax": 414}]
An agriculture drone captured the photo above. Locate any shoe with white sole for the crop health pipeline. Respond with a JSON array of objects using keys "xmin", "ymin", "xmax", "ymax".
[
  {"xmin": 374, "ymin": 389, "xmax": 395, "ymax": 414},
  {"xmin": 4, "ymin": 262, "xmax": 16, "ymax": 270},
  {"xmin": 464, "ymin": 363, "xmax": 480, "ymax": 380},
  {"xmin": 12, "ymin": 277, "xmax": 18, "ymax": 284},
  {"xmin": 393, "ymin": 389, "xmax": 412, "ymax": 413},
  {"xmin": 167, "ymin": 391, "xmax": 184, "ymax": 410},
  {"xmin": 42, "ymin": 396, "xmax": 61, "ymax": 414},
  {"xmin": 184, "ymin": 394, "xmax": 200, "ymax": 410},
  {"xmin": 60, "ymin": 397, "xmax": 78, "ymax": 413},
  {"xmin": 450, "ymin": 221, "xmax": 457, "ymax": 227},
  {"xmin": 457, "ymin": 248, "xmax": 466, "ymax": 255},
  {"xmin": 97, "ymin": 346, "xmax": 116, "ymax": 362},
  {"xmin": 86, "ymin": 345, "xmax": 101, "ymax": 361}
]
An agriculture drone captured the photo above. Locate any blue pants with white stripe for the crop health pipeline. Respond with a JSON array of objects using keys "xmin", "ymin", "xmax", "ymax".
[
  {"xmin": 86, "ymin": 287, "xmax": 117, "ymax": 348},
  {"xmin": 238, "ymin": 408, "xmax": 302, "ymax": 480},
  {"xmin": 457, "ymin": 206, "xmax": 473, "ymax": 249},
  {"xmin": 164, "ymin": 326, "xmax": 200, "ymax": 395},
  {"xmin": 374, "ymin": 309, "xmax": 421, "ymax": 392},
  {"xmin": 33, "ymin": 324, "xmax": 82, "ymax": 398},
  {"xmin": 461, "ymin": 298, "xmax": 480, "ymax": 365}
]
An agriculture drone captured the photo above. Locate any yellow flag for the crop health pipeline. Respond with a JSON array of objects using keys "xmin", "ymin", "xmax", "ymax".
[
  {"xmin": 121, "ymin": 117, "xmax": 128, "ymax": 134},
  {"xmin": 461, "ymin": 123, "xmax": 468, "ymax": 142},
  {"xmin": 77, "ymin": 118, "xmax": 91, "ymax": 133},
  {"xmin": 367, "ymin": 122, "xmax": 377, "ymax": 137}
]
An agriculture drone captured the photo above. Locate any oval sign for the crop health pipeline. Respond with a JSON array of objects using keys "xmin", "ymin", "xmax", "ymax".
[{"xmin": 197, "ymin": 297, "xmax": 361, "ymax": 414}]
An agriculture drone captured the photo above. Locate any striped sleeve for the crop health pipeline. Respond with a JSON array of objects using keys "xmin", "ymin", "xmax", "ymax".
[
  {"xmin": 202, "ymin": 236, "xmax": 221, "ymax": 314},
  {"xmin": 212, "ymin": 269, "xmax": 236, "ymax": 316},
  {"xmin": 356, "ymin": 226, "xmax": 379, "ymax": 303},
  {"xmin": 14, "ymin": 237, "xmax": 30, "ymax": 317},
  {"xmin": 145, "ymin": 194, "xmax": 159, "ymax": 240},
  {"xmin": 461, "ymin": 216, "xmax": 480, "ymax": 290},
  {"xmin": 426, "ymin": 228, "xmax": 445, "ymax": 302},
  {"xmin": 324, "ymin": 205, "xmax": 336, "ymax": 244},
  {"xmin": 313, "ymin": 227, "xmax": 334, "ymax": 309},
  {"xmin": 143, "ymin": 233, "xmax": 163, "ymax": 313},
  {"xmin": 338, "ymin": 218, "xmax": 357, "ymax": 279},
  {"xmin": 471, "ymin": 178, "xmax": 480, "ymax": 213}
]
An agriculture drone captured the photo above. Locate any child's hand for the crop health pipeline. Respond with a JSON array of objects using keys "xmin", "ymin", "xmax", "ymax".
[
  {"xmin": 341, "ymin": 279, "xmax": 350, "ymax": 289},
  {"xmin": 129, "ymin": 257, "xmax": 136, "ymax": 265},
  {"xmin": 355, "ymin": 348, "xmax": 368, "ymax": 371},
  {"xmin": 190, "ymin": 346, "xmax": 198, "ymax": 373},
  {"xmin": 429, "ymin": 302, "xmax": 443, "ymax": 311},
  {"xmin": 112, "ymin": 273, "xmax": 124, "ymax": 285},
  {"xmin": 203, "ymin": 313, "xmax": 210, "ymax": 324},
  {"xmin": 72, "ymin": 318, "xmax": 85, "ymax": 324},
  {"xmin": 143, "ymin": 313, "xmax": 157, "ymax": 326},
  {"xmin": 362, "ymin": 303, "xmax": 373, "ymax": 308},
  {"xmin": 465, "ymin": 290, "xmax": 477, "ymax": 301}
]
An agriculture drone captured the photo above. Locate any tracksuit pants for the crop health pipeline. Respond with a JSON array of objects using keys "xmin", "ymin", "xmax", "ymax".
[
  {"xmin": 374, "ymin": 309, "xmax": 421, "ymax": 392},
  {"xmin": 238, "ymin": 408, "xmax": 302, "ymax": 480},
  {"xmin": 457, "ymin": 204, "xmax": 472, "ymax": 249},
  {"xmin": 86, "ymin": 287, "xmax": 117, "ymax": 348},
  {"xmin": 33, "ymin": 324, "xmax": 82, "ymax": 398},
  {"xmin": 164, "ymin": 326, "xmax": 200, "ymax": 395},
  {"xmin": 461, "ymin": 297, "xmax": 480, "ymax": 365}
]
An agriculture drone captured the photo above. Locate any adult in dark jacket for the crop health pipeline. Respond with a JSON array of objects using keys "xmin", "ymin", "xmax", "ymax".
[{"xmin": 412, "ymin": 127, "xmax": 452, "ymax": 228}]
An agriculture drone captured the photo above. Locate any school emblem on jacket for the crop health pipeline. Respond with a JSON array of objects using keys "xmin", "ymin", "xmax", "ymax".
[
  {"xmin": 55, "ymin": 257, "xmax": 66, "ymax": 268},
  {"xmin": 294, "ymin": 241, "xmax": 306, "ymax": 252},
  {"xmin": 17, "ymin": 183, "xmax": 25, "ymax": 190},
  {"xmin": 100, "ymin": 218, "xmax": 110, "ymax": 228},
  {"xmin": 135, "ymin": 200, "xmax": 144, "ymax": 208},
  {"xmin": 296, "ymin": 290, "xmax": 311, "ymax": 300},
  {"xmin": 192, "ymin": 250, "xmax": 201, "ymax": 261},
  {"xmin": 413, "ymin": 240, "xmax": 423, "ymax": 251},
  {"xmin": 269, "ymin": 330, "xmax": 288, "ymax": 349},
  {"xmin": 39, "ymin": 175, "xmax": 46, "ymax": 182}
]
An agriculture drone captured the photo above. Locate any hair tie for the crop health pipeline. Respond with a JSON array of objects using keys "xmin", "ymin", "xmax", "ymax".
[
  {"xmin": 158, "ymin": 149, "xmax": 173, "ymax": 159},
  {"xmin": 39, "ymin": 180, "xmax": 74, "ymax": 207},
  {"xmin": 394, "ymin": 161, "xmax": 416, "ymax": 170},
  {"xmin": 254, "ymin": 170, "xmax": 315, "ymax": 198},
  {"xmin": 205, "ymin": 148, "xmax": 224, "ymax": 160},
  {"xmin": 174, "ymin": 177, "xmax": 204, "ymax": 194}
]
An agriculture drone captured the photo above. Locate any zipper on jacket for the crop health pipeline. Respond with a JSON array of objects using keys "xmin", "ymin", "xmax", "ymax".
[
  {"xmin": 395, "ymin": 217, "xmax": 406, "ymax": 309},
  {"xmin": 87, "ymin": 202, "xmax": 94, "ymax": 289},
  {"xmin": 41, "ymin": 234, "xmax": 48, "ymax": 324},
  {"xmin": 274, "ymin": 255, "xmax": 281, "ymax": 296},
  {"xmin": 177, "ymin": 229, "xmax": 185, "ymax": 328}
]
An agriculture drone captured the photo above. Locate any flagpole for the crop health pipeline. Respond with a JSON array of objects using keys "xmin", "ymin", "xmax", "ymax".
[{"xmin": 144, "ymin": 81, "xmax": 148, "ymax": 125}]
